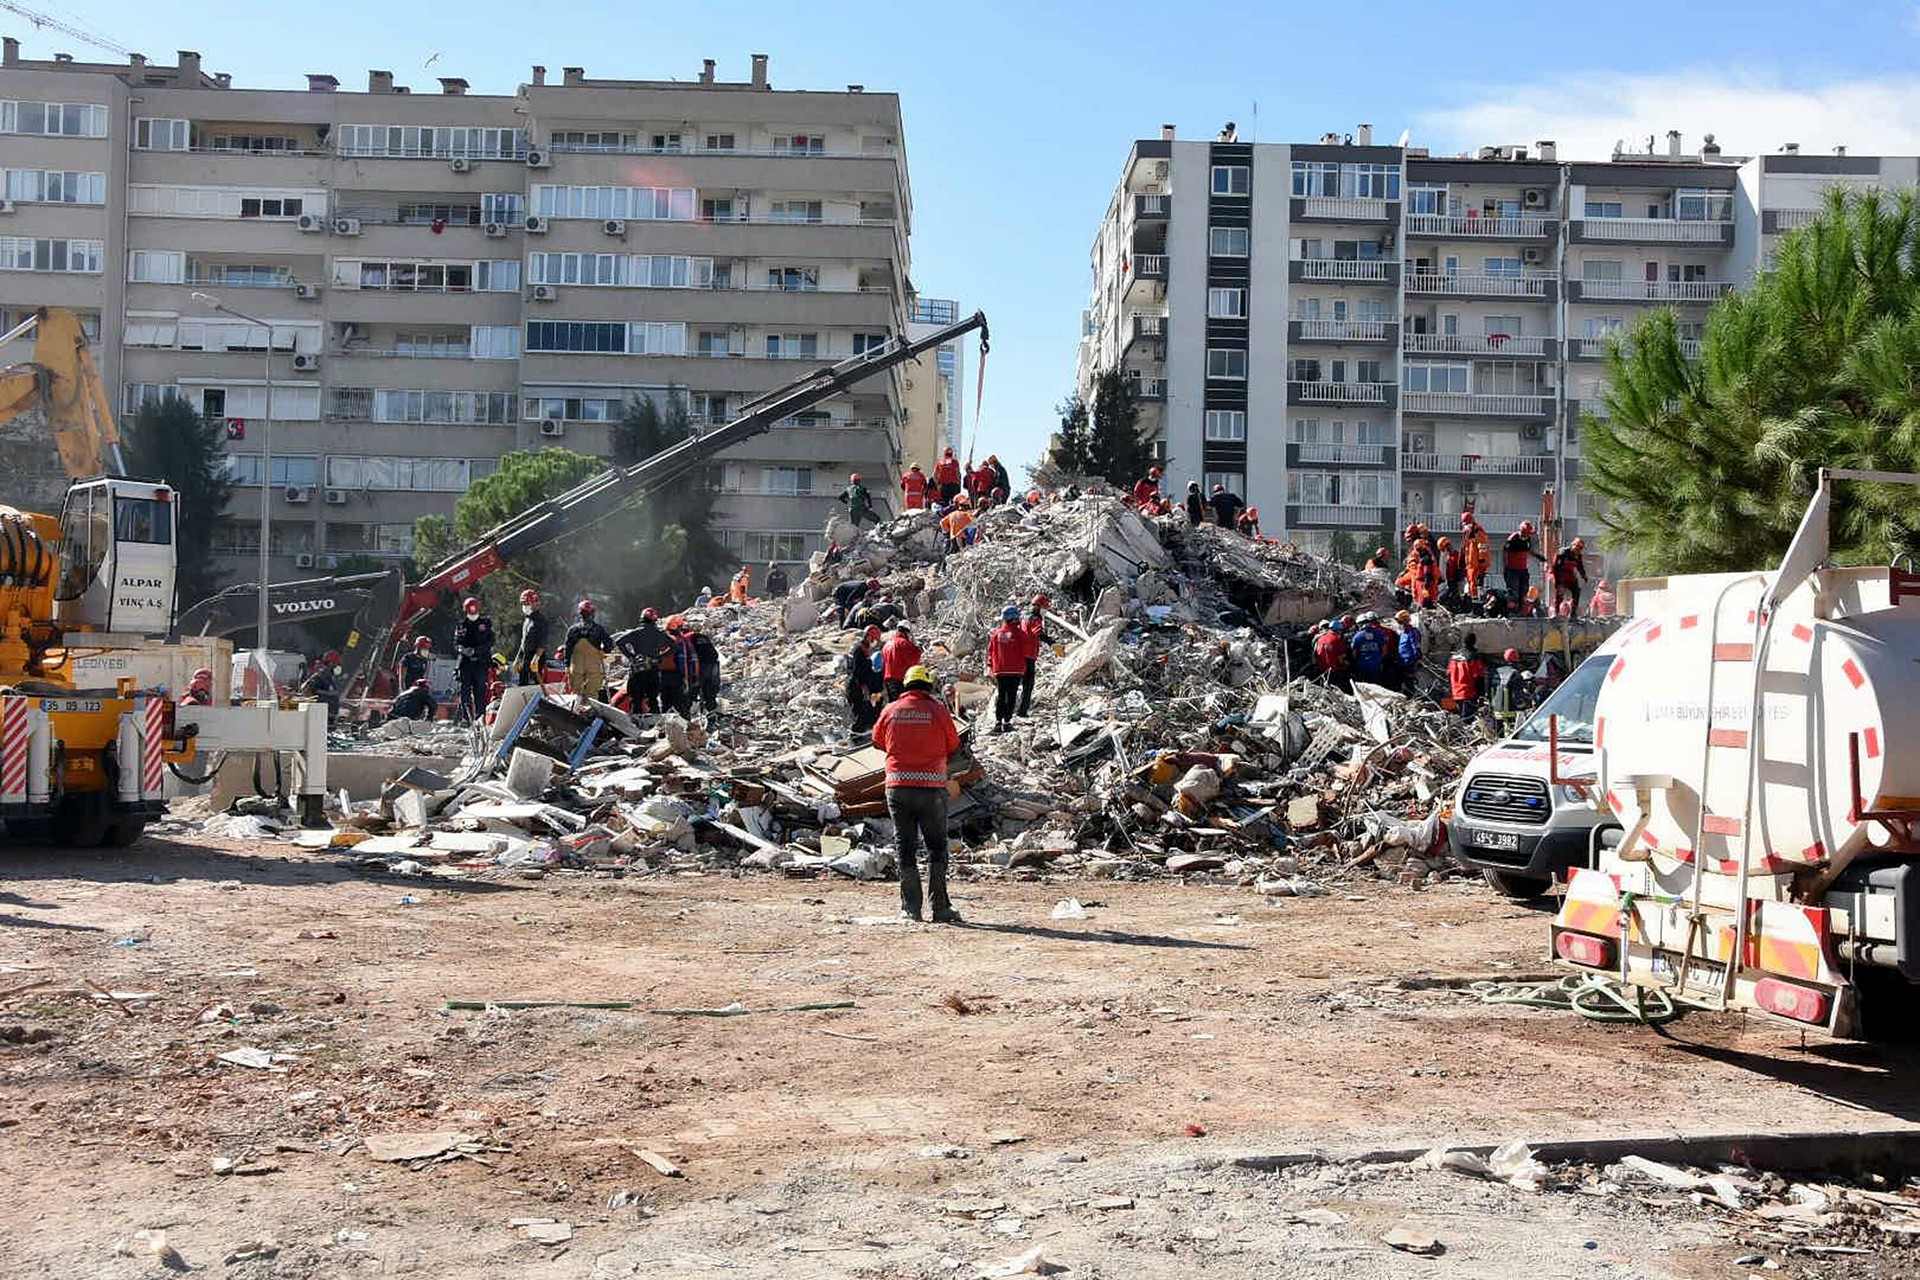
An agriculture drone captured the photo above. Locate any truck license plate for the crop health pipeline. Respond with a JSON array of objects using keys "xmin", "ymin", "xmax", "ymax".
[
  {"xmin": 1470, "ymin": 829, "xmax": 1521, "ymax": 852},
  {"xmin": 40, "ymin": 698, "xmax": 103, "ymax": 713}
]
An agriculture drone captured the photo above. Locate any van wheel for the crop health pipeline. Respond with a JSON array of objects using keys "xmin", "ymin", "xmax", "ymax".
[{"xmin": 1482, "ymin": 868, "xmax": 1552, "ymax": 900}]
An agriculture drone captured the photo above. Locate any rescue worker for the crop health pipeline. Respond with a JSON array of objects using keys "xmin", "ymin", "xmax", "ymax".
[
  {"xmin": 687, "ymin": 620, "xmax": 722, "ymax": 715},
  {"xmin": 514, "ymin": 589, "xmax": 549, "ymax": 687},
  {"xmin": 1018, "ymin": 594, "xmax": 1049, "ymax": 718},
  {"xmin": 1365, "ymin": 546, "xmax": 1394, "ymax": 572},
  {"xmin": 854, "ymin": 594, "xmax": 904, "ymax": 631},
  {"xmin": 660, "ymin": 615, "xmax": 697, "ymax": 716},
  {"xmin": 301, "ymin": 650, "xmax": 344, "ymax": 721},
  {"xmin": 765, "ymin": 562, "xmax": 790, "ymax": 598},
  {"xmin": 1313, "ymin": 618, "xmax": 1351, "ymax": 690},
  {"xmin": 839, "ymin": 472, "xmax": 877, "ymax": 528},
  {"xmin": 1462, "ymin": 519, "xmax": 1492, "ymax": 600},
  {"xmin": 833, "ymin": 576, "xmax": 880, "ymax": 627},
  {"xmin": 985, "ymin": 454, "xmax": 1011, "ymax": 498},
  {"xmin": 940, "ymin": 501, "xmax": 974, "ymax": 555},
  {"xmin": 933, "ymin": 446, "xmax": 963, "ymax": 504},
  {"xmin": 880, "ymin": 623, "xmax": 923, "ymax": 703},
  {"xmin": 1347, "ymin": 611, "xmax": 1391, "ymax": 686},
  {"xmin": 182, "ymin": 667, "xmax": 214, "ymax": 707},
  {"xmin": 388, "ymin": 678, "xmax": 435, "ymax": 722},
  {"xmin": 1551, "ymin": 537, "xmax": 1590, "ymax": 617},
  {"xmin": 1448, "ymin": 633, "xmax": 1488, "ymax": 722},
  {"xmin": 901, "ymin": 463, "xmax": 930, "ymax": 511},
  {"xmin": 1490, "ymin": 647, "xmax": 1532, "ymax": 734},
  {"xmin": 986, "ymin": 605, "xmax": 1028, "ymax": 733},
  {"xmin": 1503, "ymin": 521, "xmax": 1546, "ymax": 605},
  {"xmin": 1131, "ymin": 466, "xmax": 1165, "ymax": 509},
  {"xmin": 871, "ymin": 664, "xmax": 962, "ymax": 924},
  {"xmin": 1209, "ymin": 483, "xmax": 1245, "ymax": 529},
  {"xmin": 454, "ymin": 596, "xmax": 495, "ymax": 721},
  {"xmin": 1438, "ymin": 535, "xmax": 1464, "ymax": 604},
  {"xmin": 399, "ymin": 635, "xmax": 433, "ymax": 691},
  {"xmin": 614, "ymin": 608, "xmax": 672, "ymax": 714},
  {"xmin": 1236, "ymin": 506, "xmax": 1262, "ymax": 538},
  {"xmin": 1590, "ymin": 578, "xmax": 1617, "ymax": 618},
  {"xmin": 846, "ymin": 625, "xmax": 886, "ymax": 733},
  {"xmin": 729, "ymin": 565, "xmax": 752, "ymax": 605},
  {"xmin": 965, "ymin": 459, "xmax": 995, "ymax": 505},
  {"xmin": 1185, "ymin": 481, "xmax": 1206, "ymax": 527},
  {"xmin": 1395, "ymin": 610, "xmax": 1422, "ymax": 692},
  {"xmin": 561, "ymin": 599, "xmax": 612, "ymax": 700}
]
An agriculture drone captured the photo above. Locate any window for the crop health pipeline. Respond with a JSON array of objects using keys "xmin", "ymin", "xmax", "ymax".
[
  {"xmin": 472, "ymin": 326, "xmax": 519, "ymax": 359},
  {"xmin": 1484, "ymin": 315, "xmax": 1523, "ymax": 337},
  {"xmin": 3, "ymin": 170, "xmax": 106, "ymax": 204},
  {"xmin": 1212, "ymin": 165, "xmax": 1251, "ymax": 196},
  {"xmin": 853, "ymin": 332, "xmax": 890, "ymax": 356},
  {"xmin": 188, "ymin": 383, "xmax": 320, "ymax": 421},
  {"xmin": 1402, "ymin": 361, "xmax": 1470, "ymax": 393},
  {"xmin": 122, "ymin": 315, "xmax": 178, "ymax": 347},
  {"xmin": 127, "ymin": 250, "xmax": 186, "ymax": 283},
  {"xmin": 223, "ymin": 454, "xmax": 320, "ymax": 487},
  {"xmin": 397, "ymin": 202, "xmax": 481, "ymax": 226},
  {"xmin": 772, "ymin": 134, "xmax": 826, "ymax": 155},
  {"xmin": 725, "ymin": 530, "xmax": 813, "ymax": 563},
  {"xmin": 1207, "ymin": 288, "xmax": 1247, "ymax": 318},
  {"xmin": 0, "ymin": 237, "xmax": 104, "ymax": 273},
  {"xmin": 696, "ymin": 330, "xmax": 734, "ymax": 358},
  {"xmin": 336, "ymin": 124, "xmax": 524, "ymax": 159},
  {"xmin": 1289, "ymin": 358, "xmax": 1321, "ymax": 381},
  {"xmin": 123, "ymin": 383, "xmax": 180, "ymax": 413},
  {"xmin": 768, "ymin": 265, "xmax": 819, "ymax": 292},
  {"xmin": 326, "ymin": 456, "xmax": 472, "ymax": 491},
  {"xmin": 1354, "ymin": 298, "xmax": 1389, "ymax": 322},
  {"xmin": 1582, "ymin": 317, "xmax": 1624, "ymax": 339},
  {"xmin": 690, "ymin": 393, "xmax": 729, "ymax": 424},
  {"xmin": 363, "ymin": 389, "xmax": 514, "ymax": 424},
  {"xmin": 1344, "ymin": 162, "xmax": 1400, "ymax": 199},
  {"xmin": 769, "ymin": 200, "xmax": 824, "ymax": 223},
  {"xmin": 1582, "ymin": 259, "xmax": 1624, "ymax": 281},
  {"xmin": 1407, "ymin": 184, "xmax": 1447, "ymax": 216},
  {"xmin": 1676, "ymin": 188, "xmax": 1732, "ymax": 222},
  {"xmin": 1355, "ymin": 359, "xmax": 1383, "ymax": 383},
  {"xmin": 531, "ymin": 185, "xmax": 697, "ymax": 221},
  {"xmin": 2, "ymin": 100, "xmax": 109, "ymax": 138},
  {"xmin": 1483, "ymin": 256, "xmax": 1522, "ymax": 277},
  {"xmin": 208, "ymin": 133, "xmax": 298, "ymax": 154},
  {"xmin": 1671, "ymin": 262, "xmax": 1709, "ymax": 282},
  {"xmin": 526, "ymin": 320, "xmax": 626, "ymax": 353},
  {"xmin": 393, "ymin": 331, "xmax": 469, "ymax": 359},
  {"xmin": 761, "ymin": 466, "xmax": 813, "ymax": 495},
  {"xmin": 1583, "ymin": 200, "xmax": 1623, "ymax": 218},
  {"xmin": 238, "ymin": 195, "xmax": 303, "ymax": 219},
  {"xmin": 134, "ymin": 117, "xmax": 190, "ymax": 150},
  {"xmin": 1209, "ymin": 226, "xmax": 1250, "ymax": 257},
  {"xmin": 1207, "ymin": 348, "xmax": 1248, "ymax": 379},
  {"xmin": 766, "ymin": 333, "xmax": 819, "ymax": 360},
  {"xmin": 523, "ymin": 394, "xmax": 626, "ymax": 422},
  {"xmin": 1477, "ymin": 361, "xmax": 1541, "ymax": 395},
  {"xmin": 702, "ymin": 197, "xmax": 741, "ymax": 223},
  {"xmin": 476, "ymin": 260, "xmax": 520, "ymax": 291},
  {"xmin": 129, "ymin": 184, "xmax": 324, "ymax": 219},
  {"xmin": 325, "ymin": 522, "xmax": 417, "ymax": 557},
  {"xmin": 629, "ymin": 322, "xmax": 686, "ymax": 355},
  {"xmin": 177, "ymin": 320, "xmax": 313, "ymax": 354},
  {"xmin": 1290, "ymin": 161, "xmax": 1338, "ymax": 196},
  {"xmin": 197, "ymin": 262, "xmax": 291, "ymax": 288},
  {"xmin": 551, "ymin": 131, "xmax": 633, "ymax": 153},
  {"xmin": 1203, "ymin": 472, "xmax": 1244, "ymax": 498},
  {"xmin": 703, "ymin": 133, "xmax": 736, "ymax": 152},
  {"xmin": 648, "ymin": 133, "xmax": 684, "ymax": 153},
  {"xmin": 1204, "ymin": 410, "xmax": 1246, "ymax": 441},
  {"xmin": 478, "ymin": 192, "xmax": 524, "ymax": 227}
]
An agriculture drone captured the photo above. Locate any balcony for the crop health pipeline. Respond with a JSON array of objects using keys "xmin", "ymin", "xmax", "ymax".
[
  {"xmin": 1403, "ymin": 453, "xmax": 1550, "ymax": 476},
  {"xmin": 1572, "ymin": 217, "xmax": 1735, "ymax": 246},
  {"xmin": 1405, "ymin": 213, "xmax": 1554, "ymax": 239},
  {"xmin": 1293, "ymin": 196, "xmax": 1395, "ymax": 222},
  {"xmin": 1763, "ymin": 208, "xmax": 1820, "ymax": 234},
  {"xmin": 1129, "ymin": 313, "xmax": 1168, "ymax": 345},
  {"xmin": 1286, "ymin": 442, "xmax": 1394, "ymax": 468},
  {"xmin": 1406, "ymin": 271, "xmax": 1554, "ymax": 299},
  {"xmin": 1569, "ymin": 335, "xmax": 1702, "ymax": 360},
  {"xmin": 1403, "ymin": 333, "xmax": 1553, "ymax": 358},
  {"xmin": 1129, "ymin": 376, "xmax": 1167, "ymax": 403},
  {"xmin": 1124, "ymin": 253, "xmax": 1168, "ymax": 303},
  {"xmin": 1401, "ymin": 391, "xmax": 1552, "ymax": 418},
  {"xmin": 1567, "ymin": 279, "xmax": 1731, "ymax": 304},
  {"xmin": 1134, "ymin": 193, "xmax": 1171, "ymax": 221},
  {"xmin": 1287, "ymin": 503, "xmax": 1395, "ymax": 529},
  {"xmin": 1290, "ymin": 259, "xmax": 1397, "ymax": 284},
  {"xmin": 1289, "ymin": 319, "xmax": 1395, "ymax": 344},
  {"xmin": 1288, "ymin": 380, "xmax": 1394, "ymax": 406}
]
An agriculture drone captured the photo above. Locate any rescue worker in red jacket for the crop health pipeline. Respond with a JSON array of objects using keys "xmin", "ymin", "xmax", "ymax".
[
  {"xmin": 933, "ymin": 447, "xmax": 963, "ymax": 504},
  {"xmin": 1448, "ymin": 633, "xmax": 1488, "ymax": 722},
  {"xmin": 1503, "ymin": 521, "xmax": 1546, "ymax": 606},
  {"xmin": 1437, "ymin": 535, "xmax": 1464, "ymax": 604},
  {"xmin": 1551, "ymin": 537, "xmax": 1590, "ymax": 617},
  {"xmin": 182, "ymin": 667, "xmax": 215, "ymax": 707},
  {"xmin": 871, "ymin": 663, "xmax": 962, "ymax": 922},
  {"xmin": 1313, "ymin": 619, "xmax": 1351, "ymax": 690},
  {"xmin": 1018, "ymin": 593, "xmax": 1049, "ymax": 718},
  {"xmin": 901, "ymin": 463, "xmax": 930, "ymax": 511},
  {"xmin": 965, "ymin": 461, "xmax": 995, "ymax": 505},
  {"xmin": 987, "ymin": 605, "xmax": 1028, "ymax": 734},
  {"xmin": 1131, "ymin": 466, "xmax": 1164, "ymax": 508},
  {"xmin": 880, "ymin": 624, "xmax": 923, "ymax": 703}
]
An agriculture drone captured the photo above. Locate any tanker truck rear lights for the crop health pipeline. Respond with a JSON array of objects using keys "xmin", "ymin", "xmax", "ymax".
[
  {"xmin": 1753, "ymin": 978, "xmax": 1830, "ymax": 1026},
  {"xmin": 1554, "ymin": 931, "xmax": 1615, "ymax": 968}
]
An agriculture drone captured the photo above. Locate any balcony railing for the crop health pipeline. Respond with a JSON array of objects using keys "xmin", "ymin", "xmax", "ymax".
[
  {"xmin": 1290, "ymin": 380, "xmax": 1391, "ymax": 404},
  {"xmin": 1405, "ymin": 213, "xmax": 1553, "ymax": 238},
  {"xmin": 1129, "ymin": 254, "xmax": 1168, "ymax": 281},
  {"xmin": 1300, "ymin": 196, "xmax": 1393, "ymax": 220},
  {"xmin": 1406, "ymin": 271, "xmax": 1553, "ymax": 297},
  {"xmin": 1402, "ymin": 453, "xmax": 1550, "ymax": 475},
  {"xmin": 1295, "ymin": 442, "xmax": 1390, "ymax": 465},
  {"xmin": 1770, "ymin": 208, "xmax": 1819, "ymax": 231},
  {"xmin": 1573, "ymin": 279, "xmax": 1730, "ymax": 303},
  {"xmin": 1129, "ymin": 377, "xmax": 1167, "ymax": 402},
  {"xmin": 1293, "ymin": 504, "xmax": 1388, "ymax": 527},
  {"xmin": 1131, "ymin": 314, "xmax": 1167, "ymax": 339},
  {"xmin": 1294, "ymin": 259, "xmax": 1394, "ymax": 282},
  {"xmin": 1577, "ymin": 217, "xmax": 1733, "ymax": 243},
  {"xmin": 1403, "ymin": 333, "xmax": 1550, "ymax": 357},
  {"xmin": 1294, "ymin": 319, "xmax": 1390, "ymax": 342},
  {"xmin": 1571, "ymin": 335, "xmax": 1701, "ymax": 360},
  {"xmin": 1134, "ymin": 193, "xmax": 1171, "ymax": 220},
  {"xmin": 1402, "ymin": 391, "xmax": 1552, "ymax": 417}
]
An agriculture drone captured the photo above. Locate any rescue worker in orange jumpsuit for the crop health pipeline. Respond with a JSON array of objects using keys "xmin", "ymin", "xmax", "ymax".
[
  {"xmin": 901, "ymin": 463, "xmax": 930, "ymax": 511},
  {"xmin": 1462, "ymin": 519, "xmax": 1492, "ymax": 599}
]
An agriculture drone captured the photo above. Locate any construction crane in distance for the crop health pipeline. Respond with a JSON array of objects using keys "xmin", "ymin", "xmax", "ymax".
[{"xmin": 0, "ymin": 1, "xmax": 133, "ymax": 57}]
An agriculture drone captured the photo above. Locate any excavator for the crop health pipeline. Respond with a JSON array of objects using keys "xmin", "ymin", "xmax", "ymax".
[
  {"xmin": 175, "ymin": 567, "xmax": 404, "ymax": 688},
  {"xmin": 185, "ymin": 311, "xmax": 992, "ymax": 704},
  {"xmin": 0, "ymin": 307, "xmax": 331, "ymax": 842}
]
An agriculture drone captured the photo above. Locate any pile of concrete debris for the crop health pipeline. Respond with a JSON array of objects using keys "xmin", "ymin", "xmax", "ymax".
[{"xmin": 294, "ymin": 497, "xmax": 1519, "ymax": 891}]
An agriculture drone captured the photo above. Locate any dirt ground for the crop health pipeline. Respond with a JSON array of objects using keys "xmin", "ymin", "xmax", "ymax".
[{"xmin": 3, "ymin": 830, "xmax": 1919, "ymax": 1278}]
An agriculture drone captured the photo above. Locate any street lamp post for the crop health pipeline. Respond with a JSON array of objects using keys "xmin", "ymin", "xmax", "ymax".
[{"xmin": 191, "ymin": 292, "xmax": 275, "ymax": 669}]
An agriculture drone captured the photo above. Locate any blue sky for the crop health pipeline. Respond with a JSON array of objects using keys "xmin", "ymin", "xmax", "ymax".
[{"xmin": 16, "ymin": 0, "xmax": 1920, "ymax": 469}]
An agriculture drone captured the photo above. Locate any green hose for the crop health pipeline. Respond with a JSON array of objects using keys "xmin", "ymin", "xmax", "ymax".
[{"xmin": 1471, "ymin": 974, "xmax": 1684, "ymax": 1026}]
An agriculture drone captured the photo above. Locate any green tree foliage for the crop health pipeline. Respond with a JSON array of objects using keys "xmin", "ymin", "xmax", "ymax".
[
  {"xmin": 120, "ymin": 393, "xmax": 231, "ymax": 607},
  {"xmin": 605, "ymin": 394, "xmax": 731, "ymax": 614},
  {"xmin": 1587, "ymin": 189, "xmax": 1920, "ymax": 574},
  {"xmin": 1049, "ymin": 394, "xmax": 1094, "ymax": 475},
  {"xmin": 415, "ymin": 448, "xmax": 604, "ymax": 622},
  {"xmin": 1088, "ymin": 369, "xmax": 1158, "ymax": 486}
]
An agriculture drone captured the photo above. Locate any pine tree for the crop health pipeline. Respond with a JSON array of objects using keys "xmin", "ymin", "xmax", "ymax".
[
  {"xmin": 1087, "ymin": 369, "xmax": 1157, "ymax": 486},
  {"xmin": 119, "ymin": 393, "xmax": 231, "ymax": 607}
]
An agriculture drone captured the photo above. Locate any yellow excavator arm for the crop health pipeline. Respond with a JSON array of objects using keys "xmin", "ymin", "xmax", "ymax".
[{"xmin": 0, "ymin": 307, "xmax": 124, "ymax": 480}]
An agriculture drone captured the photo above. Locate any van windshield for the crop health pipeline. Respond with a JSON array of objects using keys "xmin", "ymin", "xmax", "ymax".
[{"xmin": 1510, "ymin": 651, "xmax": 1616, "ymax": 744}]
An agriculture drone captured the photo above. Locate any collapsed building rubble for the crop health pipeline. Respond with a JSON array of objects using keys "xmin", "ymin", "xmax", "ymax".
[{"xmin": 221, "ymin": 496, "xmax": 1610, "ymax": 894}]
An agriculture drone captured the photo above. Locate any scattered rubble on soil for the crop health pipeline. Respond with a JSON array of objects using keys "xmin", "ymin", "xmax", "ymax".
[{"xmin": 215, "ymin": 496, "xmax": 1583, "ymax": 894}]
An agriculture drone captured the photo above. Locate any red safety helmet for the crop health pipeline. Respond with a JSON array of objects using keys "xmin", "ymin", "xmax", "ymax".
[
  {"xmin": 1375, "ymin": 547, "xmax": 1390, "ymax": 561},
  {"xmin": 414, "ymin": 636, "xmax": 432, "ymax": 650},
  {"xmin": 414, "ymin": 678, "xmax": 431, "ymax": 689},
  {"xmin": 641, "ymin": 607, "xmax": 659, "ymax": 622},
  {"xmin": 322, "ymin": 650, "xmax": 341, "ymax": 664},
  {"xmin": 1504, "ymin": 647, "xmax": 1522, "ymax": 662},
  {"xmin": 189, "ymin": 667, "xmax": 213, "ymax": 685},
  {"xmin": 866, "ymin": 577, "xmax": 881, "ymax": 591},
  {"xmin": 1211, "ymin": 483, "xmax": 1225, "ymax": 493},
  {"xmin": 1149, "ymin": 466, "xmax": 1163, "ymax": 478},
  {"xmin": 864, "ymin": 625, "xmax": 882, "ymax": 642},
  {"xmin": 578, "ymin": 599, "xmax": 596, "ymax": 616},
  {"xmin": 849, "ymin": 472, "xmax": 863, "ymax": 483},
  {"xmin": 1519, "ymin": 521, "xmax": 1535, "ymax": 535},
  {"xmin": 1437, "ymin": 535, "xmax": 1452, "ymax": 549},
  {"xmin": 1031, "ymin": 594, "xmax": 1051, "ymax": 609},
  {"xmin": 519, "ymin": 589, "xmax": 540, "ymax": 606},
  {"xmin": 462, "ymin": 596, "xmax": 481, "ymax": 614},
  {"xmin": 665, "ymin": 614, "xmax": 686, "ymax": 631},
  {"xmin": 1571, "ymin": 537, "xmax": 1585, "ymax": 550}
]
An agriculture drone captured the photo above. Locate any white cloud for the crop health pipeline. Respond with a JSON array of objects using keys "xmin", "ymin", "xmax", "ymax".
[{"xmin": 1416, "ymin": 72, "xmax": 1920, "ymax": 162}]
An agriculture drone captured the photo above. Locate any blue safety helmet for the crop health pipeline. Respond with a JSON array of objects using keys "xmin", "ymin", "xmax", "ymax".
[{"xmin": 1002, "ymin": 605, "xmax": 1022, "ymax": 622}]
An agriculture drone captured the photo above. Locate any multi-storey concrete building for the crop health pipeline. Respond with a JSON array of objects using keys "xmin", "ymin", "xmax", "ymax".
[
  {"xmin": 1078, "ymin": 125, "xmax": 1914, "ymax": 563},
  {"xmin": 0, "ymin": 39, "xmax": 915, "ymax": 587},
  {"xmin": 902, "ymin": 295, "xmax": 964, "ymax": 465}
]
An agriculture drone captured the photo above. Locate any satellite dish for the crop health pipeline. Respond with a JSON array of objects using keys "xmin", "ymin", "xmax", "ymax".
[{"xmin": 1396, "ymin": 128, "xmax": 1411, "ymax": 147}]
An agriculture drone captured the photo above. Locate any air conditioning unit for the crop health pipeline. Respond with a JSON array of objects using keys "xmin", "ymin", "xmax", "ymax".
[
  {"xmin": 539, "ymin": 420, "xmax": 567, "ymax": 437},
  {"xmin": 1522, "ymin": 188, "xmax": 1547, "ymax": 209},
  {"xmin": 529, "ymin": 283, "xmax": 557, "ymax": 302},
  {"xmin": 602, "ymin": 218, "xmax": 627, "ymax": 237},
  {"xmin": 0, "ymin": 199, "xmax": 15, "ymax": 215},
  {"xmin": 324, "ymin": 488, "xmax": 349, "ymax": 505},
  {"xmin": 295, "ymin": 213, "xmax": 325, "ymax": 233},
  {"xmin": 483, "ymin": 221, "xmax": 507, "ymax": 238},
  {"xmin": 523, "ymin": 215, "xmax": 548, "ymax": 234},
  {"xmin": 332, "ymin": 217, "xmax": 362, "ymax": 236},
  {"xmin": 1522, "ymin": 246, "xmax": 1544, "ymax": 265},
  {"xmin": 1522, "ymin": 422, "xmax": 1545, "ymax": 440},
  {"xmin": 294, "ymin": 282, "xmax": 319, "ymax": 300},
  {"xmin": 294, "ymin": 553, "xmax": 316, "ymax": 569},
  {"xmin": 284, "ymin": 486, "xmax": 312, "ymax": 504},
  {"xmin": 450, "ymin": 156, "xmax": 472, "ymax": 173},
  {"xmin": 525, "ymin": 148, "xmax": 550, "ymax": 169},
  {"xmin": 292, "ymin": 352, "xmax": 320, "ymax": 372}
]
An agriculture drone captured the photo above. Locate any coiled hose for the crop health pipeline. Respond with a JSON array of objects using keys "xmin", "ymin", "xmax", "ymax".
[{"xmin": 1471, "ymin": 973, "xmax": 1685, "ymax": 1026}]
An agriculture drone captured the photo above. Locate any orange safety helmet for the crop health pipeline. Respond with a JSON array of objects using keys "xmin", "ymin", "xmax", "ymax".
[
  {"xmin": 1504, "ymin": 647, "xmax": 1522, "ymax": 662},
  {"xmin": 189, "ymin": 667, "xmax": 213, "ymax": 685},
  {"xmin": 849, "ymin": 472, "xmax": 863, "ymax": 483},
  {"xmin": 665, "ymin": 613, "xmax": 687, "ymax": 631},
  {"xmin": 1437, "ymin": 535, "xmax": 1452, "ymax": 549}
]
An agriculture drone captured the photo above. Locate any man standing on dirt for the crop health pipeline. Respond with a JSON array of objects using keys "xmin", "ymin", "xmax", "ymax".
[{"xmin": 871, "ymin": 664, "xmax": 962, "ymax": 923}]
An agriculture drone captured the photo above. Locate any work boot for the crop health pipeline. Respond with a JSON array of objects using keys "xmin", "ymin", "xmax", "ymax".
[
  {"xmin": 931, "ymin": 906, "xmax": 964, "ymax": 925},
  {"xmin": 899, "ymin": 907, "xmax": 923, "ymax": 923}
]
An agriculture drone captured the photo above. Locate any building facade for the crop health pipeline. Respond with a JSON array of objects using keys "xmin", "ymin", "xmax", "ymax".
[
  {"xmin": 0, "ymin": 40, "xmax": 915, "ymax": 587},
  {"xmin": 1078, "ymin": 126, "xmax": 1915, "ymax": 563},
  {"xmin": 901, "ymin": 294, "xmax": 963, "ymax": 466}
]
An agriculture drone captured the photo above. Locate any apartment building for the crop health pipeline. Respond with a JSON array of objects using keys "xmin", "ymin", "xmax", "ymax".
[
  {"xmin": 901, "ymin": 295, "xmax": 964, "ymax": 465},
  {"xmin": 0, "ymin": 39, "xmax": 915, "ymax": 588},
  {"xmin": 1078, "ymin": 125, "xmax": 1913, "ymax": 562}
]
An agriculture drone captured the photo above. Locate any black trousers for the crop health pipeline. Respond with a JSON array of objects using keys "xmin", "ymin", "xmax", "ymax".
[
  {"xmin": 888, "ymin": 786, "xmax": 951, "ymax": 917},
  {"xmin": 994, "ymin": 673, "xmax": 1022, "ymax": 725},
  {"xmin": 883, "ymin": 678, "xmax": 904, "ymax": 703},
  {"xmin": 1018, "ymin": 659, "xmax": 1036, "ymax": 715},
  {"xmin": 658, "ymin": 672, "xmax": 688, "ymax": 716},
  {"xmin": 626, "ymin": 669, "xmax": 660, "ymax": 714},
  {"xmin": 698, "ymin": 673, "xmax": 720, "ymax": 712},
  {"xmin": 847, "ymin": 684, "xmax": 879, "ymax": 733},
  {"xmin": 1503, "ymin": 567, "xmax": 1528, "ymax": 605},
  {"xmin": 457, "ymin": 661, "xmax": 489, "ymax": 720}
]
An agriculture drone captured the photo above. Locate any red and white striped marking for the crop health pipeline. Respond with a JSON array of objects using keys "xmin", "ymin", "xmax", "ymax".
[
  {"xmin": 141, "ymin": 697, "xmax": 165, "ymax": 797},
  {"xmin": 0, "ymin": 698, "xmax": 26, "ymax": 801}
]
